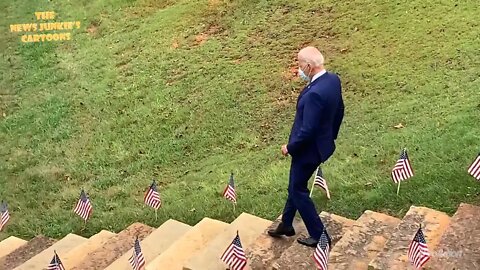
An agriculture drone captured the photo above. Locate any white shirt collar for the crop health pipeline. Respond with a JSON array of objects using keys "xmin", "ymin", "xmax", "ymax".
[{"xmin": 310, "ymin": 69, "xmax": 327, "ymax": 83}]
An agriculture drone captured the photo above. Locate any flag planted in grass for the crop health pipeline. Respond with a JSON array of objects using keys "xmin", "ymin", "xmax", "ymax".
[
  {"xmin": 74, "ymin": 189, "xmax": 93, "ymax": 221},
  {"xmin": 313, "ymin": 229, "xmax": 330, "ymax": 270},
  {"xmin": 144, "ymin": 180, "xmax": 161, "ymax": 209},
  {"xmin": 128, "ymin": 237, "xmax": 146, "ymax": 270},
  {"xmin": 0, "ymin": 201, "xmax": 10, "ymax": 231},
  {"xmin": 47, "ymin": 251, "xmax": 65, "ymax": 270},
  {"xmin": 408, "ymin": 226, "xmax": 431, "ymax": 269},
  {"xmin": 220, "ymin": 231, "xmax": 247, "ymax": 270},
  {"xmin": 313, "ymin": 166, "xmax": 331, "ymax": 199},
  {"xmin": 222, "ymin": 172, "xmax": 237, "ymax": 203},
  {"xmin": 467, "ymin": 152, "xmax": 480, "ymax": 181},
  {"xmin": 391, "ymin": 148, "xmax": 414, "ymax": 183}
]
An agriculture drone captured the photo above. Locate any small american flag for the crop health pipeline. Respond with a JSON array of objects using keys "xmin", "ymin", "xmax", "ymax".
[
  {"xmin": 0, "ymin": 201, "xmax": 11, "ymax": 231},
  {"xmin": 220, "ymin": 232, "xmax": 247, "ymax": 270},
  {"xmin": 144, "ymin": 180, "xmax": 161, "ymax": 209},
  {"xmin": 313, "ymin": 229, "xmax": 330, "ymax": 270},
  {"xmin": 47, "ymin": 251, "xmax": 65, "ymax": 270},
  {"xmin": 391, "ymin": 148, "xmax": 414, "ymax": 183},
  {"xmin": 128, "ymin": 237, "xmax": 146, "ymax": 270},
  {"xmin": 467, "ymin": 152, "xmax": 480, "ymax": 181},
  {"xmin": 313, "ymin": 167, "xmax": 331, "ymax": 199},
  {"xmin": 73, "ymin": 189, "xmax": 93, "ymax": 221},
  {"xmin": 408, "ymin": 227, "xmax": 431, "ymax": 269},
  {"xmin": 222, "ymin": 173, "xmax": 237, "ymax": 203}
]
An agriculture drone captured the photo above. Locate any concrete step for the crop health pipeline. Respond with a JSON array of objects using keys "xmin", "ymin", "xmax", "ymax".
[
  {"xmin": 146, "ymin": 218, "xmax": 229, "ymax": 270},
  {"xmin": 14, "ymin": 233, "xmax": 87, "ymax": 270},
  {"xmin": 368, "ymin": 206, "xmax": 451, "ymax": 270},
  {"xmin": 328, "ymin": 210, "xmax": 401, "ymax": 270},
  {"xmin": 183, "ymin": 212, "xmax": 272, "ymax": 270},
  {"xmin": 105, "ymin": 219, "xmax": 191, "ymax": 270},
  {"xmin": 71, "ymin": 222, "xmax": 155, "ymax": 270},
  {"xmin": 428, "ymin": 203, "xmax": 480, "ymax": 270},
  {"xmin": 60, "ymin": 230, "xmax": 116, "ymax": 268},
  {"xmin": 271, "ymin": 211, "xmax": 355, "ymax": 270},
  {"xmin": 247, "ymin": 215, "xmax": 307, "ymax": 270},
  {"xmin": 0, "ymin": 235, "xmax": 56, "ymax": 269},
  {"xmin": 0, "ymin": 236, "xmax": 27, "ymax": 259}
]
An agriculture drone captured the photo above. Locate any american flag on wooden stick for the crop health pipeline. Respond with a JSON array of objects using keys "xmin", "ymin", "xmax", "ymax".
[
  {"xmin": 313, "ymin": 229, "xmax": 330, "ymax": 270},
  {"xmin": 0, "ymin": 201, "xmax": 10, "ymax": 231},
  {"xmin": 467, "ymin": 152, "xmax": 480, "ymax": 181},
  {"xmin": 391, "ymin": 148, "xmax": 414, "ymax": 183},
  {"xmin": 222, "ymin": 173, "xmax": 237, "ymax": 203},
  {"xmin": 47, "ymin": 251, "xmax": 65, "ymax": 270},
  {"xmin": 408, "ymin": 226, "xmax": 431, "ymax": 269},
  {"xmin": 220, "ymin": 231, "xmax": 247, "ymax": 270},
  {"xmin": 73, "ymin": 189, "xmax": 93, "ymax": 221},
  {"xmin": 313, "ymin": 166, "xmax": 331, "ymax": 199},
  {"xmin": 144, "ymin": 180, "xmax": 161, "ymax": 209},
  {"xmin": 128, "ymin": 237, "xmax": 146, "ymax": 270}
]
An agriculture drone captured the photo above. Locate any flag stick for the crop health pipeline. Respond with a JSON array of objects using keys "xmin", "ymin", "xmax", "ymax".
[
  {"xmin": 396, "ymin": 181, "xmax": 401, "ymax": 195},
  {"xmin": 155, "ymin": 209, "xmax": 158, "ymax": 221},
  {"xmin": 309, "ymin": 180, "xmax": 315, "ymax": 197},
  {"xmin": 233, "ymin": 202, "xmax": 236, "ymax": 212},
  {"xmin": 309, "ymin": 167, "xmax": 319, "ymax": 197}
]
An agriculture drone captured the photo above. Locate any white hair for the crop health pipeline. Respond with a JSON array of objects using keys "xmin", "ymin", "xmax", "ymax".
[{"xmin": 309, "ymin": 52, "xmax": 324, "ymax": 67}]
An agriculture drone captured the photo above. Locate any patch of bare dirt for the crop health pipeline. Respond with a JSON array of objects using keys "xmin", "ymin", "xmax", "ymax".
[
  {"xmin": 86, "ymin": 20, "xmax": 100, "ymax": 38},
  {"xmin": 282, "ymin": 66, "xmax": 299, "ymax": 82},
  {"xmin": 208, "ymin": 0, "xmax": 222, "ymax": 6},
  {"xmin": 87, "ymin": 24, "xmax": 97, "ymax": 34},
  {"xmin": 172, "ymin": 39, "xmax": 179, "ymax": 49},
  {"xmin": 190, "ymin": 24, "xmax": 226, "ymax": 47},
  {"xmin": 0, "ymin": 93, "xmax": 18, "ymax": 119},
  {"xmin": 205, "ymin": 24, "xmax": 224, "ymax": 35},
  {"xmin": 126, "ymin": 0, "xmax": 176, "ymax": 19},
  {"xmin": 174, "ymin": 24, "xmax": 224, "ymax": 48},
  {"xmin": 194, "ymin": 33, "xmax": 209, "ymax": 45}
]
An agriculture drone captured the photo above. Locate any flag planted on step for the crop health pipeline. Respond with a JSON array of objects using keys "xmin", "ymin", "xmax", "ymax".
[
  {"xmin": 47, "ymin": 251, "xmax": 65, "ymax": 270},
  {"xmin": 128, "ymin": 237, "xmax": 146, "ymax": 270},
  {"xmin": 220, "ymin": 232, "xmax": 246, "ymax": 270},
  {"xmin": 408, "ymin": 227, "xmax": 431, "ymax": 269},
  {"xmin": 467, "ymin": 152, "xmax": 480, "ymax": 180},
  {"xmin": 391, "ymin": 148, "xmax": 414, "ymax": 183},
  {"xmin": 144, "ymin": 180, "xmax": 161, "ymax": 209},
  {"xmin": 314, "ymin": 166, "xmax": 331, "ymax": 199},
  {"xmin": 73, "ymin": 189, "xmax": 93, "ymax": 221},
  {"xmin": 313, "ymin": 229, "xmax": 330, "ymax": 270},
  {"xmin": 0, "ymin": 201, "xmax": 10, "ymax": 231},
  {"xmin": 222, "ymin": 173, "xmax": 237, "ymax": 203}
]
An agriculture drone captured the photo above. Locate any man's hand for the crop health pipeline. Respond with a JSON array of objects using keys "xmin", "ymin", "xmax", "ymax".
[{"xmin": 281, "ymin": 144, "xmax": 289, "ymax": 156}]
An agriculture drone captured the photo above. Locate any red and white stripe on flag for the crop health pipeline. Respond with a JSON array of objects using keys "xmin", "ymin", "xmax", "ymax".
[{"xmin": 467, "ymin": 154, "xmax": 480, "ymax": 180}]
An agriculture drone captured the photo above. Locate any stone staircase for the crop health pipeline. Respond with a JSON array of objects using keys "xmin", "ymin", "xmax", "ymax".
[{"xmin": 0, "ymin": 203, "xmax": 478, "ymax": 270}]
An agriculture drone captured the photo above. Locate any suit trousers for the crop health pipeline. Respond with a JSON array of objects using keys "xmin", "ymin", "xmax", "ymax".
[{"xmin": 281, "ymin": 159, "xmax": 324, "ymax": 240}]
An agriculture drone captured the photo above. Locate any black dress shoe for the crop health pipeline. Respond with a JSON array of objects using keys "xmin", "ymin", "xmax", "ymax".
[
  {"xmin": 267, "ymin": 222, "xmax": 296, "ymax": 237},
  {"xmin": 297, "ymin": 236, "xmax": 319, "ymax": 247}
]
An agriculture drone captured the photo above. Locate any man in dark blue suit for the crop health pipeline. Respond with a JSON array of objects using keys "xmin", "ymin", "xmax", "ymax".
[{"xmin": 268, "ymin": 46, "xmax": 344, "ymax": 247}]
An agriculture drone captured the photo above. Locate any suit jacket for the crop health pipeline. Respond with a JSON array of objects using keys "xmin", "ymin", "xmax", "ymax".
[{"xmin": 287, "ymin": 71, "xmax": 344, "ymax": 164}]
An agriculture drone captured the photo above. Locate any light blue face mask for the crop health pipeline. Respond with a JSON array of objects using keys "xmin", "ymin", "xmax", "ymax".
[{"xmin": 298, "ymin": 68, "xmax": 310, "ymax": 82}]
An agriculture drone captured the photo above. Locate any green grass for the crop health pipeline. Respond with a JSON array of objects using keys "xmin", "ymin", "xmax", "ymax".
[{"xmin": 1, "ymin": 0, "xmax": 479, "ymax": 240}]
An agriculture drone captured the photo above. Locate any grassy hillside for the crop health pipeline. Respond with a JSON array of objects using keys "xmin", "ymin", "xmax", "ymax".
[{"xmin": 1, "ymin": 0, "xmax": 479, "ymax": 239}]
